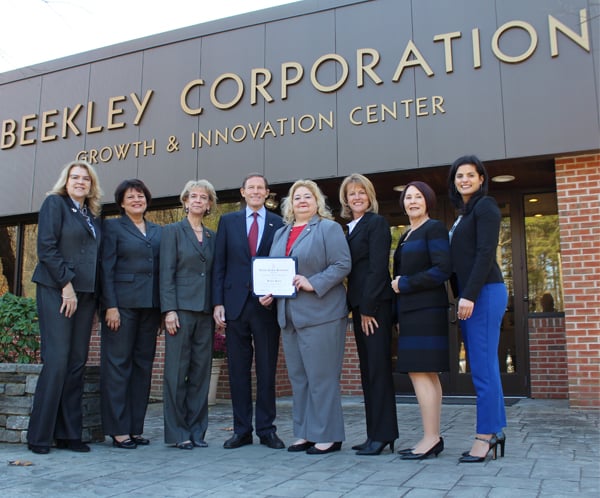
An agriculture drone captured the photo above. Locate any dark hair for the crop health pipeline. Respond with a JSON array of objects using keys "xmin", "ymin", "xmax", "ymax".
[
  {"xmin": 447, "ymin": 155, "xmax": 489, "ymax": 212},
  {"xmin": 400, "ymin": 181, "xmax": 437, "ymax": 213},
  {"xmin": 241, "ymin": 173, "xmax": 269, "ymax": 190},
  {"xmin": 114, "ymin": 179, "xmax": 152, "ymax": 214}
]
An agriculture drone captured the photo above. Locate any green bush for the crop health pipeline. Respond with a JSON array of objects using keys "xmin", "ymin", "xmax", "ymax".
[{"xmin": 0, "ymin": 293, "xmax": 40, "ymax": 363}]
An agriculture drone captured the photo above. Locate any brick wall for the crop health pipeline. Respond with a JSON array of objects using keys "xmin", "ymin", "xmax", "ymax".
[
  {"xmin": 528, "ymin": 315, "xmax": 568, "ymax": 399},
  {"xmin": 555, "ymin": 153, "xmax": 600, "ymax": 409}
]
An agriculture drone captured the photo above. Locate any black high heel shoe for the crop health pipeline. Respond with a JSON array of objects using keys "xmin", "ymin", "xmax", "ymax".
[
  {"xmin": 351, "ymin": 438, "xmax": 371, "ymax": 451},
  {"xmin": 461, "ymin": 432, "xmax": 506, "ymax": 457},
  {"xmin": 356, "ymin": 440, "xmax": 395, "ymax": 455},
  {"xmin": 306, "ymin": 441, "xmax": 342, "ymax": 454},
  {"xmin": 111, "ymin": 436, "xmax": 137, "ymax": 449},
  {"xmin": 459, "ymin": 433, "xmax": 504, "ymax": 463},
  {"xmin": 400, "ymin": 437, "xmax": 444, "ymax": 460}
]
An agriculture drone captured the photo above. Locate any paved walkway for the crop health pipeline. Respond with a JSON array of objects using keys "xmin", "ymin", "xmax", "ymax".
[{"xmin": 0, "ymin": 397, "xmax": 598, "ymax": 497}]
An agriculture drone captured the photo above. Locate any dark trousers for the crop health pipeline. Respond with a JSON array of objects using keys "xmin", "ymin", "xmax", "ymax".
[
  {"xmin": 226, "ymin": 297, "xmax": 280, "ymax": 437},
  {"xmin": 28, "ymin": 284, "xmax": 97, "ymax": 446},
  {"xmin": 163, "ymin": 311, "xmax": 213, "ymax": 444},
  {"xmin": 351, "ymin": 303, "xmax": 399, "ymax": 442},
  {"xmin": 100, "ymin": 307, "xmax": 160, "ymax": 436}
]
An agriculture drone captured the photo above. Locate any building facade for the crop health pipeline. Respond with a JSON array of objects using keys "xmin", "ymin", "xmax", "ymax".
[{"xmin": 1, "ymin": 0, "xmax": 598, "ymax": 408}]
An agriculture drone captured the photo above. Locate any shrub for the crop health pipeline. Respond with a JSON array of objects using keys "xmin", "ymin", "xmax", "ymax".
[
  {"xmin": 0, "ymin": 293, "xmax": 41, "ymax": 363},
  {"xmin": 213, "ymin": 328, "xmax": 227, "ymax": 359}
]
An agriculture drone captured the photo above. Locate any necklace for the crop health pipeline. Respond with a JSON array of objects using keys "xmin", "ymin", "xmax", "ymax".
[{"xmin": 191, "ymin": 226, "xmax": 203, "ymax": 233}]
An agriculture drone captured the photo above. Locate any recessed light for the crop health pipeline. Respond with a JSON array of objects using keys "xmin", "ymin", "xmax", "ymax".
[
  {"xmin": 528, "ymin": 198, "xmax": 539, "ymax": 203},
  {"xmin": 534, "ymin": 213, "xmax": 543, "ymax": 218},
  {"xmin": 491, "ymin": 175, "xmax": 516, "ymax": 183},
  {"xmin": 393, "ymin": 185, "xmax": 406, "ymax": 192}
]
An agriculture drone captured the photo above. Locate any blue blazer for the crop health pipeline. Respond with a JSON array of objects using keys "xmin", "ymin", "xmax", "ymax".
[
  {"xmin": 100, "ymin": 215, "xmax": 161, "ymax": 310},
  {"xmin": 32, "ymin": 194, "xmax": 101, "ymax": 293},
  {"xmin": 212, "ymin": 209, "xmax": 283, "ymax": 321},
  {"xmin": 270, "ymin": 216, "xmax": 351, "ymax": 330},
  {"xmin": 160, "ymin": 218, "xmax": 215, "ymax": 314}
]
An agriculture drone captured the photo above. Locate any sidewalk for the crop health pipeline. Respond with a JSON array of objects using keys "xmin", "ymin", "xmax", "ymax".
[{"xmin": 0, "ymin": 397, "xmax": 598, "ymax": 497}]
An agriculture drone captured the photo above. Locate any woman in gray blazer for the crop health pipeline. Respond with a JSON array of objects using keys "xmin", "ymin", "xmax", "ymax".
[
  {"xmin": 100, "ymin": 179, "xmax": 161, "ymax": 449},
  {"xmin": 160, "ymin": 180, "xmax": 217, "ymax": 449},
  {"xmin": 260, "ymin": 180, "xmax": 351, "ymax": 454},
  {"xmin": 28, "ymin": 160, "xmax": 102, "ymax": 455}
]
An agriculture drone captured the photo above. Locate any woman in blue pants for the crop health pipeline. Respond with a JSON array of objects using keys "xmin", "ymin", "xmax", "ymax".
[{"xmin": 447, "ymin": 155, "xmax": 508, "ymax": 463}]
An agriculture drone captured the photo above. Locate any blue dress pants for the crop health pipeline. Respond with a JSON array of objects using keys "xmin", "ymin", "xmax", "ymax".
[{"xmin": 460, "ymin": 283, "xmax": 507, "ymax": 434}]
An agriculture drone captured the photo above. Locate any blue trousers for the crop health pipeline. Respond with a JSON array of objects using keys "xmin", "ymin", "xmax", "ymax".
[{"xmin": 460, "ymin": 283, "xmax": 507, "ymax": 434}]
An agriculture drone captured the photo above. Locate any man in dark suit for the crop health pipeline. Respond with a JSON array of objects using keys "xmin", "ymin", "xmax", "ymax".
[{"xmin": 212, "ymin": 173, "xmax": 285, "ymax": 449}]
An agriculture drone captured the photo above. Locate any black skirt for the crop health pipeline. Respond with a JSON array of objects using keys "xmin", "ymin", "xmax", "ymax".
[{"xmin": 396, "ymin": 306, "xmax": 449, "ymax": 373}]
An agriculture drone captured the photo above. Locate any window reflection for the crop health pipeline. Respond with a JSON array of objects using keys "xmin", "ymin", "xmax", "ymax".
[{"xmin": 524, "ymin": 193, "xmax": 563, "ymax": 312}]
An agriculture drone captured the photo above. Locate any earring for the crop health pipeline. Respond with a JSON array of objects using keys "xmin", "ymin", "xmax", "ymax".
[
  {"xmin": 206, "ymin": 208, "xmax": 211, "ymax": 215},
  {"xmin": 184, "ymin": 207, "xmax": 189, "ymax": 213}
]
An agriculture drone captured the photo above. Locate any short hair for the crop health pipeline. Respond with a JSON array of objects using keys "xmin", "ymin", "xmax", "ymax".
[
  {"xmin": 114, "ymin": 179, "xmax": 152, "ymax": 215},
  {"xmin": 400, "ymin": 181, "xmax": 437, "ymax": 213},
  {"xmin": 49, "ymin": 160, "xmax": 103, "ymax": 217},
  {"xmin": 179, "ymin": 179, "xmax": 218, "ymax": 214},
  {"xmin": 280, "ymin": 179, "xmax": 333, "ymax": 224},
  {"xmin": 447, "ymin": 154, "xmax": 489, "ymax": 212},
  {"xmin": 241, "ymin": 173, "xmax": 269, "ymax": 190},
  {"xmin": 338, "ymin": 173, "xmax": 379, "ymax": 219}
]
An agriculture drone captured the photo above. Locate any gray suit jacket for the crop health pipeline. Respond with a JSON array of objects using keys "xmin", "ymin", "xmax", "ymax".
[
  {"xmin": 160, "ymin": 218, "xmax": 215, "ymax": 313},
  {"xmin": 269, "ymin": 215, "xmax": 351, "ymax": 329}
]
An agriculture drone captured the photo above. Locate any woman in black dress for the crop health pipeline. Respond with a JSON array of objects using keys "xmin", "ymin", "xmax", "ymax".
[{"xmin": 391, "ymin": 181, "xmax": 451, "ymax": 460}]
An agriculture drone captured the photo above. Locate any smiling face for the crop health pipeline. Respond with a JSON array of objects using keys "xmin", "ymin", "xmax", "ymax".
[
  {"xmin": 185, "ymin": 187, "xmax": 211, "ymax": 217},
  {"xmin": 454, "ymin": 163, "xmax": 484, "ymax": 203},
  {"xmin": 403, "ymin": 185, "xmax": 428, "ymax": 222},
  {"xmin": 345, "ymin": 182, "xmax": 371, "ymax": 220},
  {"xmin": 292, "ymin": 186, "xmax": 317, "ymax": 222},
  {"xmin": 121, "ymin": 188, "xmax": 147, "ymax": 219},
  {"xmin": 241, "ymin": 175, "xmax": 269, "ymax": 211},
  {"xmin": 65, "ymin": 165, "xmax": 92, "ymax": 204}
]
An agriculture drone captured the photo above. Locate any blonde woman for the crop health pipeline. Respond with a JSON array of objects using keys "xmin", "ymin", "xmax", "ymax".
[
  {"xmin": 260, "ymin": 180, "xmax": 351, "ymax": 454},
  {"xmin": 28, "ymin": 160, "xmax": 103, "ymax": 454}
]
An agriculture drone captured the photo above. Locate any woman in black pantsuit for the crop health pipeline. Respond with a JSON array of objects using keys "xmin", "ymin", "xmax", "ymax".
[
  {"xmin": 100, "ymin": 179, "xmax": 161, "ymax": 449},
  {"xmin": 339, "ymin": 174, "xmax": 399, "ymax": 455},
  {"xmin": 392, "ymin": 181, "xmax": 451, "ymax": 460},
  {"xmin": 27, "ymin": 160, "xmax": 103, "ymax": 455}
]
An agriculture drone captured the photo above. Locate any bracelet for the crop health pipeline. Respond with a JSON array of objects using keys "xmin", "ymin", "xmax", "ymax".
[{"xmin": 62, "ymin": 294, "xmax": 76, "ymax": 299}]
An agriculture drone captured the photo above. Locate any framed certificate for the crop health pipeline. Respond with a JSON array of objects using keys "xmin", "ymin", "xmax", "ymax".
[{"xmin": 252, "ymin": 257, "xmax": 297, "ymax": 298}]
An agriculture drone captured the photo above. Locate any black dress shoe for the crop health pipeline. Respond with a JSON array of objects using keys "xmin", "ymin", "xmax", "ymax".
[
  {"xmin": 356, "ymin": 440, "xmax": 395, "ymax": 455},
  {"xmin": 288, "ymin": 441, "xmax": 315, "ymax": 452},
  {"xmin": 400, "ymin": 437, "xmax": 444, "ymax": 460},
  {"xmin": 111, "ymin": 436, "xmax": 137, "ymax": 449},
  {"xmin": 28, "ymin": 443, "xmax": 50, "ymax": 454},
  {"xmin": 56, "ymin": 438, "xmax": 91, "ymax": 452},
  {"xmin": 398, "ymin": 447, "xmax": 414, "ymax": 455},
  {"xmin": 306, "ymin": 442, "xmax": 342, "ymax": 454},
  {"xmin": 259, "ymin": 432, "xmax": 285, "ymax": 449},
  {"xmin": 175, "ymin": 441, "xmax": 194, "ymax": 450},
  {"xmin": 130, "ymin": 435, "xmax": 150, "ymax": 445},
  {"xmin": 192, "ymin": 439, "xmax": 208, "ymax": 448},
  {"xmin": 351, "ymin": 438, "xmax": 371, "ymax": 451},
  {"xmin": 223, "ymin": 433, "xmax": 253, "ymax": 449}
]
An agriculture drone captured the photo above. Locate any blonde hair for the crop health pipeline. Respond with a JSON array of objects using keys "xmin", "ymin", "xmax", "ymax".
[
  {"xmin": 180, "ymin": 179, "xmax": 218, "ymax": 215},
  {"xmin": 338, "ymin": 173, "xmax": 379, "ymax": 219},
  {"xmin": 280, "ymin": 179, "xmax": 333, "ymax": 224},
  {"xmin": 49, "ymin": 160, "xmax": 103, "ymax": 217}
]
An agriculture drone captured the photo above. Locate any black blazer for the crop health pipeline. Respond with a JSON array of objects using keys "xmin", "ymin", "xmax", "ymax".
[
  {"xmin": 212, "ymin": 209, "xmax": 283, "ymax": 320},
  {"xmin": 393, "ymin": 219, "xmax": 451, "ymax": 313},
  {"xmin": 346, "ymin": 212, "xmax": 393, "ymax": 316},
  {"xmin": 100, "ymin": 215, "xmax": 161, "ymax": 310},
  {"xmin": 32, "ymin": 194, "xmax": 101, "ymax": 293},
  {"xmin": 160, "ymin": 218, "xmax": 215, "ymax": 314},
  {"xmin": 450, "ymin": 196, "xmax": 504, "ymax": 302}
]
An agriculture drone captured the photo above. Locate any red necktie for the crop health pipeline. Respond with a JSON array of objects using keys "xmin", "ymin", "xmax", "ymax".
[{"xmin": 248, "ymin": 212, "xmax": 258, "ymax": 257}]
